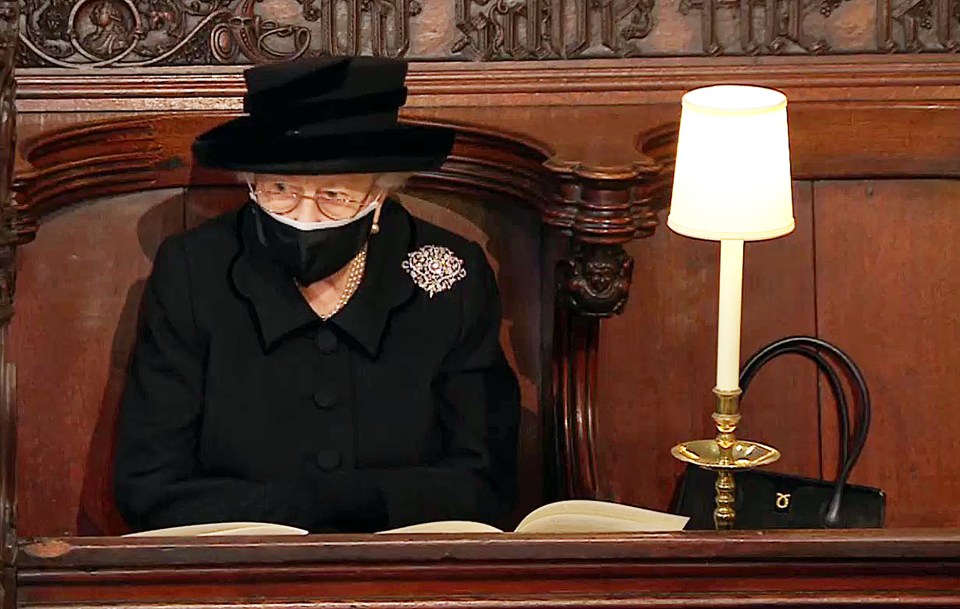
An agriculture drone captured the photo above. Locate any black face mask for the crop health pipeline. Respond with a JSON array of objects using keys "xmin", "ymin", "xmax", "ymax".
[{"xmin": 250, "ymin": 204, "xmax": 374, "ymax": 284}]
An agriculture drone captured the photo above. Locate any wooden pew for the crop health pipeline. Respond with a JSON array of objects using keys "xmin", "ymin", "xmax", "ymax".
[
  {"xmin": 7, "ymin": 5, "xmax": 960, "ymax": 599},
  {"xmin": 9, "ymin": 99, "xmax": 960, "ymax": 609}
]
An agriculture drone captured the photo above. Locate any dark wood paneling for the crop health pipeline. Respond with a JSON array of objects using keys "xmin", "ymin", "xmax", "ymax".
[
  {"xmin": 8, "ymin": 191, "xmax": 185, "ymax": 536},
  {"xmin": 740, "ymin": 183, "xmax": 818, "ymax": 477},
  {"xmin": 814, "ymin": 179, "xmax": 960, "ymax": 528},
  {"xmin": 595, "ymin": 184, "xmax": 818, "ymax": 509},
  {"xmin": 182, "ymin": 185, "xmax": 248, "ymax": 228}
]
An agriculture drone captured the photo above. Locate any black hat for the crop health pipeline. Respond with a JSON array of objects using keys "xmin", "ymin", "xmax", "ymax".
[{"xmin": 192, "ymin": 57, "xmax": 455, "ymax": 175}]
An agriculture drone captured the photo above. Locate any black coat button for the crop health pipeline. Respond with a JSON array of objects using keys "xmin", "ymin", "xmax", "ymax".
[
  {"xmin": 315, "ymin": 449, "xmax": 341, "ymax": 471},
  {"xmin": 315, "ymin": 328, "xmax": 338, "ymax": 353},
  {"xmin": 313, "ymin": 388, "xmax": 338, "ymax": 410}
]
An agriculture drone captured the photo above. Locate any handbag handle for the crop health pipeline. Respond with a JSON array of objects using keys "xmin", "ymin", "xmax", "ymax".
[
  {"xmin": 742, "ymin": 345, "xmax": 851, "ymax": 474},
  {"xmin": 739, "ymin": 336, "xmax": 871, "ymax": 527}
]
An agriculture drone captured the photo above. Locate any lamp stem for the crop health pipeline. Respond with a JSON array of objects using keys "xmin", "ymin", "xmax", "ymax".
[
  {"xmin": 713, "ymin": 388, "xmax": 742, "ymax": 529},
  {"xmin": 716, "ymin": 239, "xmax": 745, "ymax": 392}
]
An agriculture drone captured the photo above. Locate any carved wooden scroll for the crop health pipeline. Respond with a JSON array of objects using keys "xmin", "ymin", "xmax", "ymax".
[
  {"xmin": 18, "ymin": 0, "xmax": 423, "ymax": 68},
  {"xmin": 16, "ymin": 0, "xmax": 960, "ymax": 67}
]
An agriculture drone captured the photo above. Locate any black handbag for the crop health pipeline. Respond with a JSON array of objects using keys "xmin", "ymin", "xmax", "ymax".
[{"xmin": 673, "ymin": 336, "xmax": 886, "ymax": 530}]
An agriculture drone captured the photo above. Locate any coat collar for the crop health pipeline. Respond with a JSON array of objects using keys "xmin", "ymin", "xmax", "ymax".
[
  {"xmin": 332, "ymin": 201, "xmax": 416, "ymax": 355},
  {"xmin": 230, "ymin": 201, "xmax": 415, "ymax": 355}
]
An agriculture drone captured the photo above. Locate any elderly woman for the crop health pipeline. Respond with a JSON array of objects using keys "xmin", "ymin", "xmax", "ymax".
[{"xmin": 114, "ymin": 57, "xmax": 520, "ymax": 534}]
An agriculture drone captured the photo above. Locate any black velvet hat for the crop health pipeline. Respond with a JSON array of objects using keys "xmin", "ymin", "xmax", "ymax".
[{"xmin": 192, "ymin": 57, "xmax": 455, "ymax": 175}]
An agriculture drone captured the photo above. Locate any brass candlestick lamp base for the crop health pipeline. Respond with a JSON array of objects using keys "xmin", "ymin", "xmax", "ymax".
[{"xmin": 671, "ymin": 388, "xmax": 780, "ymax": 529}]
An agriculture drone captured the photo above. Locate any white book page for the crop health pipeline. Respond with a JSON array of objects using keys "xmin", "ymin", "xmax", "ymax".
[
  {"xmin": 515, "ymin": 500, "xmax": 689, "ymax": 533},
  {"xmin": 124, "ymin": 522, "xmax": 308, "ymax": 537},
  {"xmin": 378, "ymin": 520, "xmax": 503, "ymax": 534}
]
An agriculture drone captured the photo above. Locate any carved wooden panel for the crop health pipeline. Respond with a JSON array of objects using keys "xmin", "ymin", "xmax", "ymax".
[
  {"xmin": 0, "ymin": 0, "xmax": 17, "ymax": 323},
  {"xmin": 16, "ymin": 0, "xmax": 960, "ymax": 67}
]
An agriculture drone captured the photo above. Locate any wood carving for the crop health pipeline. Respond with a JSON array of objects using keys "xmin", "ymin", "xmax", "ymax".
[
  {"xmin": 18, "ymin": 0, "xmax": 422, "ymax": 67},
  {"xmin": 681, "ymin": 0, "xmax": 835, "ymax": 55},
  {"xmin": 544, "ymin": 157, "xmax": 662, "ymax": 499},
  {"xmin": 547, "ymin": 158, "xmax": 660, "ymax": 318},
  {"xmin": 18, "ymin": 0, "xmax": 960, "ymax": 65},
  {"xmin": 683, "ymin": 0, "xmax": 960, "ymax": 54},
  {"xmin": 0, "ymin": 0, "xmax": 18, "ymax": 605},
  {"xmin": 0, "ymin": 1, "xmax": 16, "ymax": 325},
  {"xmin": 452, "ymin": 0, "xmax": 655, "ymax": 60},
  {"xmin": 879, "ymin": 0, "xmax": 960, "ymax": 51},
  {"xmin": 545, "ymin": 158, "xmax": 661, "ymax": 245},
  {"xmin": 557, "ymin": 243, "xmax": 634, "ymax": 316}
]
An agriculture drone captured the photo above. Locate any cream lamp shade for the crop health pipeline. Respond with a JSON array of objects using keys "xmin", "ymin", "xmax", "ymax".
[{"xmin": 668, "ymin": 85, "xmax": 795, "ymax": 241}]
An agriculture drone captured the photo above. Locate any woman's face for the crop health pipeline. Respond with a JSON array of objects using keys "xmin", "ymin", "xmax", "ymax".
[{"xmin": 252, "ymin": 173, "xmax": 382, "ymax": 222}]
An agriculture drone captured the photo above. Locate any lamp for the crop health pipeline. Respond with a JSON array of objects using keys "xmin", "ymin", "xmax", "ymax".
[{"xmin": 668, "ymin": 85, "xmax": 796, "ymax": 529}]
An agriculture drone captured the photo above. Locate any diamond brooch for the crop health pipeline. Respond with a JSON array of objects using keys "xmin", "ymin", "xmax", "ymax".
[{"xmin": 402, "ymin": 245, "xmax": 467, "ymax": 297}]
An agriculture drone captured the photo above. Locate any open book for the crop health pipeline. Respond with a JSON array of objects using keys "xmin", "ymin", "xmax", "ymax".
[
  {"xmin": 123, "ymin": 521, "xmax": 309, "ymax": 537},
  {"xmin": 380, "ymin": 500, "xmax": 688, "ymax": 534},
  {"xmin": 123, "ymin": 501, "xmax": 688, "ymax": 537}
]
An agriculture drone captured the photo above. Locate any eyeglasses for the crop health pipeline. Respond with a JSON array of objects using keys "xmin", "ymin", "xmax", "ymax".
[{"xmin": 253, "ymin": 181, "xmax": 368, "ymax": 220}]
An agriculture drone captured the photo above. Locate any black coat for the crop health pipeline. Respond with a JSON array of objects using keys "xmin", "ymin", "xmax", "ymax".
[{"xmin": 115, "ymin": 201, "xmax": 520, "ymax": 533}]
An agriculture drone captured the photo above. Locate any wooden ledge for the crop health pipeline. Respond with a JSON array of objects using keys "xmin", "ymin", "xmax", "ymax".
[
  {"xmin": 16, "ymin": 531, "xmax": 960, "ymax": 608},
  {"xmin": 18, "ymin": 529, "xmax": 960, "ymax": 569},
  {"xmin": 637, "ymin": 103, "xmax": 960, "ymax": 182},
  {"xmin": 15, "ymin": 55, "xmax": 960, "ymax": 112}
]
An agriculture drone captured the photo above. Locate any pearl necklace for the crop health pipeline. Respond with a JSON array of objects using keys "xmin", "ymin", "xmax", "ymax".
[{"xmin": 303, "ymin": 244, "xmax": 368, "ymax": 321}]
